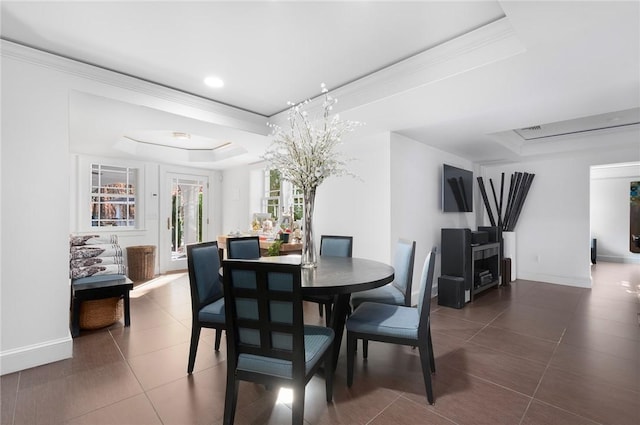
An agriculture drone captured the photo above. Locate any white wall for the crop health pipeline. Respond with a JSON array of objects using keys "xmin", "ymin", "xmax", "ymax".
[
  {"xmin": 590, "ymin": 162, "xmax": 640, "ymax": 264},
  {"xmin": 482, "ymin": 138, "xmax": 640, "ymax": 288},
  {"xmin": 1, "ymin": 44, "xmax": 230, "ymax": 375},
  {"xmin": 390, "ymin": 133, "xmax": 477, "ymax": 301},
  {"xmin": 221, "ymin": 164, "xmax": 253, "ymax": 234},
  {"xmin": 314, "ymin": 132, "xmax": 392, "ymax": 263},
  {"xmin": 2, "ymin": 50, "xmax": 74, "ymax": 374}
]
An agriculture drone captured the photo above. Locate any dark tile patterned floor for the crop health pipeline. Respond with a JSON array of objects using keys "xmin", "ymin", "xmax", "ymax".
[{"xmin": 2, "ymin": 262, "xmax": 638, "ymax": 424}]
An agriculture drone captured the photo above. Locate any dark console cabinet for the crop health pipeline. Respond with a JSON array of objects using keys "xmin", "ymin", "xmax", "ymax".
[{"xmin": 440, "ymin": 228, "xmax": 500, "ymax": 305}]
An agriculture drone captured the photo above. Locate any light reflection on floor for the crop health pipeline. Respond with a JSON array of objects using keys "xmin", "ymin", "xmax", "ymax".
[
  {"xmin": 130, "ymin": 272, "xmax": 187, "ymax": 298},
  {"xmin": 277, "ymin": 387, "xmax": 294, "ymax": 404}
]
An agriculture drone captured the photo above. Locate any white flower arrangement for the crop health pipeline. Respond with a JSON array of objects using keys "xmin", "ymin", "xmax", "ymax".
[
  {"xmin": 262, "ymin": 83, "xmax": 362, "ymax": 191},
  {"xmin": 262, "ymin": 83, "xmax": 363, "ymax": 267}
]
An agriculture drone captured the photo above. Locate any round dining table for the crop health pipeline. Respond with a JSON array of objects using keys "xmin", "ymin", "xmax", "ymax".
[{"xmin": 256, "ymin": 254, "xmax": 395, "ymax": 369}]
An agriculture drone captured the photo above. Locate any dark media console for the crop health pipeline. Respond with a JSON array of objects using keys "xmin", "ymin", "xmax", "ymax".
[{"xmin": 438, "ymin": 227, "xmax": 501, "ymax": 308}]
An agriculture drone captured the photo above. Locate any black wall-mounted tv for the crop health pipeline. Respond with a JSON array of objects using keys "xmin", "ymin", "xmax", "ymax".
[{"xmin": 442, "ymin": 164, "xmax": 473, "ymax": 212}]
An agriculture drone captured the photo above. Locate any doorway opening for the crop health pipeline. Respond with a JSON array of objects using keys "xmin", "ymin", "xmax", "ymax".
[
  {"xmin": 161, "ymin": 172, "xmax": 209, "ymax": 273},
  {"xmin": 171, "ymin": 178, "xmax": 204, "ymax": 260}
]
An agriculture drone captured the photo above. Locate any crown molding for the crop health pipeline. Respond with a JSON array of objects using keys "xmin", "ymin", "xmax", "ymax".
[
  {"xmin": 1, "ymin": 39, "xmax": 269, "ymax": 135},
  {"xmin": 340, "ymin": 16, "xmax": 526, "ymax": 107},
  {"xmin": 269, "ymin": 16, "xmax": 526, "ymax": 125},
  {"xmin": 2, "ymin": 16, "xmax": 524, "ymax": 134}
]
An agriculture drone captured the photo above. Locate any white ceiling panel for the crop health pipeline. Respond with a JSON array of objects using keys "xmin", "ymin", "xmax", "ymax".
[{"xmin": 2, "ymin": 1, "xmax": 639, "ymax": 168}]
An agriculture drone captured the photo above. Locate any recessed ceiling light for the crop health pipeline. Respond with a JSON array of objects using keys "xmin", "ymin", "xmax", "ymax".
[
  {"xmin": 204, "ymin": 76, "xmax": 224, "ymax": 88},
  {"xmin": 172, "ymin": 132, "xmax": 191, "ymax": 140}
]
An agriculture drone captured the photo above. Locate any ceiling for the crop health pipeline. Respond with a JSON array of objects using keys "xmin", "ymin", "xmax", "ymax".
[{"xmin": 2, "ymin": 1, "xmax": 639, "ymax": 169}]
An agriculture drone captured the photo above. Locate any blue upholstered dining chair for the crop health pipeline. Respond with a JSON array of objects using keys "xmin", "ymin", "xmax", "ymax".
[
  {"xmin": 186, "ymin": 241, "xmax": 226, "ymax": 374},
  {"xmin": 222, "ymin": 259, "xmax": 335, "ymax": 425},
  {"xmin": 226, "ymin": 236, "xmax": 260, "ymax": 259},
  {"xmin": 319, "ymin": 235, "xmax": 353, "ymax": 258},
  {"xmin": 304, "ymin": 235, "xmax": 353, "ymax": 325},
  {"xmin": 351, "ymin": 239, "xmax": 416, "ymax": 310},
  {"xmin": 350, "ymin": 239, "xmax": 416, "ymax": 355},
  {"xmin": 346, "ymin": 247, "xmax": 437, "ymax": 405}
]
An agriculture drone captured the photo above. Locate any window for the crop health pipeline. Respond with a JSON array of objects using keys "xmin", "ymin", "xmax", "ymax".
[
  {"xmin": 90, "ymin": 164, "xmax": 137, "ymax": 227},
  {"xmin": 263, "ymin": 169, "xmax": 282, "ymax": 220},
  {"xmin": 262, "ymin": 169, "xmax": 304, "ymax": 223},
  {"xmin": 292, "ymin": 186, "xmax": 303, "ymax": 221}
]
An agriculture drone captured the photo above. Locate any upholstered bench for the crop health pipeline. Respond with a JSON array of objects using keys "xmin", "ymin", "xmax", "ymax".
[{"xmin": 70, "ymin": 274, "xmax": 133, "ymax": 337}]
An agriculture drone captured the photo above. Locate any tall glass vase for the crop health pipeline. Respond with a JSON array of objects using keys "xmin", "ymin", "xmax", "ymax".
[{"xmin": 302, "ymin": 186, "xmax": 317, "ymax": 268}]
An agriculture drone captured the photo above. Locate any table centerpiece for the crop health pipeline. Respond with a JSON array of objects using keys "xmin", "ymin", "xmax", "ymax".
[{"xmin": 263, "ymin": 84, "xmax": 362, "ymax": 267}]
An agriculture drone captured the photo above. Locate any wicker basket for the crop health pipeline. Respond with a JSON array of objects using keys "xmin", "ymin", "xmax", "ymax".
[
  {"xmin": 126, "ymin": 245, "xmax": 156, "ymax": 281},
  {"xmin": 79, "ymin": 297, "xmax": 123, "ymax": 330}
]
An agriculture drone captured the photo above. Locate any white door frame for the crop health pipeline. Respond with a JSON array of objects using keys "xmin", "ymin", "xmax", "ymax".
[{"xmin": 159, "ymin": 169, "xmax": 209, "ymax": 273}]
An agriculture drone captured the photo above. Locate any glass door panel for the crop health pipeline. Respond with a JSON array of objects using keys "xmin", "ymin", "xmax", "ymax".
[{"xmin": 160, "ymin": 173, "xmax": 207, "ymax": 272}]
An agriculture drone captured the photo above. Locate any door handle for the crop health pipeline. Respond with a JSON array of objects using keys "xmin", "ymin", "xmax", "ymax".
[{"xmin": 167, "ymin": 217, "xmax": 171, "ymax": 230}]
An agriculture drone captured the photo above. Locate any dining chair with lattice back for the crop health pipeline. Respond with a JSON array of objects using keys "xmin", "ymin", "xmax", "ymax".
[
  {"xmin": 346, "ymin": 246, "xmax": 437, "ymax": 405},
  {"xmin": 304, "ymin": 235, "xmax": 353, "ymax": 325},
  {"xmin": 222, "ymin": 259, "xmax": 335, "ymax": 425},
  {"xmin": 186, "ymin": 241, "xmax": 226, "ymax": 374}
]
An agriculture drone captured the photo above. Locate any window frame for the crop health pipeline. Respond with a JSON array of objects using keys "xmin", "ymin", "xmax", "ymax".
[
  {"xmin": 90, "ymin": 163, "xmax": 137, "ymax": 228},
  {"xmin": 74, "ymin": 156, "xmax": 145, "ymax": 233}
]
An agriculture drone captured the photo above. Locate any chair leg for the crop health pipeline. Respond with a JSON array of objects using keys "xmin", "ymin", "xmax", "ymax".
[
  {"xmin": 292, "ymin": 385, "xmax": 305, "ymax": 425},
  {"xmin": 418, "ymin": 341, "xmax": 435, "ymax": 405},
  {"xmin": 71, "ymin": 296, "xmax": 81, "ymax": 338},
  {"xmin": 324, "ymin": 302, "xmax": 332, "ymax": 327},
  {"xmin": 187, "ymin": 325, "xmax": 201, "ymax": 374},
  {"xmin": 214, "ymin": 329, "xmax": 222, "ymax": 351},
  {"xmin": 223, "ymin": 374, "xmax": 239, "ymax": 425},
  {"xmin": 347, "ymin": 333, "xmax": 356, "ymax": 387},
  {"xmin": 362, "ymin": 339, "xmax": 369, "ymax": 359},
  {"xmin": 123, "ymin": 291, "xmax": 131, "ymax": 327},
  {"xmin": 325, "ymin": 343, "xmax": 334, "ymax": 402},
  {"xmin": 318, "ymin": 303, "xmax": 323, "ymax": 317},
  {"xmin": 428, "ymin": 326, "xmax": 436, "ymax": 373}
]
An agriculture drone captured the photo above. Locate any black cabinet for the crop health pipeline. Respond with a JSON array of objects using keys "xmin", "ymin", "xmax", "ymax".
[{"xmin": 439, "ymin": 228, "xmax": 500, "ymax": 305}]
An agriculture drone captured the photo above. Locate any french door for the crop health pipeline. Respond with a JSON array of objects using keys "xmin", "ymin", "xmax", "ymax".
[{"xmin": 160, "ymin": 172, "xmax": 208, "ymax": 273}]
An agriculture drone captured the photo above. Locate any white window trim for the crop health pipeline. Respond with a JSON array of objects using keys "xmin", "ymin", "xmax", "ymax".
[
  {"xmin": 74, "ymin": 155, "xmax": 146, "ymax": 233},
  {"xmin": 90, "ymin": 163, "xmax": 137, "ymax": 228}
]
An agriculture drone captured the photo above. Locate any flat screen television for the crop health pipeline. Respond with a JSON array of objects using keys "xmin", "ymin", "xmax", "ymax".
[{"xmin": 442, "ymin": 164, "xmax": 473, "ymax": 212}]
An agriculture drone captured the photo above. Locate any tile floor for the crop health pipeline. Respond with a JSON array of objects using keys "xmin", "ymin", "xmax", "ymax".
[{"xmin": 2, "ymin": 262, "xmax": 638, "ymax": 424}]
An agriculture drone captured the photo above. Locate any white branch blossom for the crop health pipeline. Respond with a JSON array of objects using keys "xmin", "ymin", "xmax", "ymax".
[{"xmin": 262, "ymin": 84, "xmax": 363, "ymax": 190}]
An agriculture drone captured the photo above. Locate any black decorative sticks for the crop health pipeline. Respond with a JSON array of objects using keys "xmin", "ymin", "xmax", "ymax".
[
  {"xmin": 477, "ymin": 177, "xmax": 496, "ymax": 226},
  {"xmin": 477, "ymin": 172, "xmax": 535, "ymax": 232}
]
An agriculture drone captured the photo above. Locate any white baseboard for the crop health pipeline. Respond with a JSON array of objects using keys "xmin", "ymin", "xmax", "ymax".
[
  {"xmin": 517, "ymin": 271, "xmax": 591, "ymax": 288},
  {"xmin": 1, "ymin": 334, "xmax": 73, "ymax": 375},
  {"xmin": 597, "ymin": 255, "xmax": 640, "ymax": 264}
]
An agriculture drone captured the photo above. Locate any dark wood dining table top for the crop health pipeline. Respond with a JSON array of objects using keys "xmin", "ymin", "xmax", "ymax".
[{"xmin": 255, "ymin": 254, "xmax": 395, "ymax": 295}]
